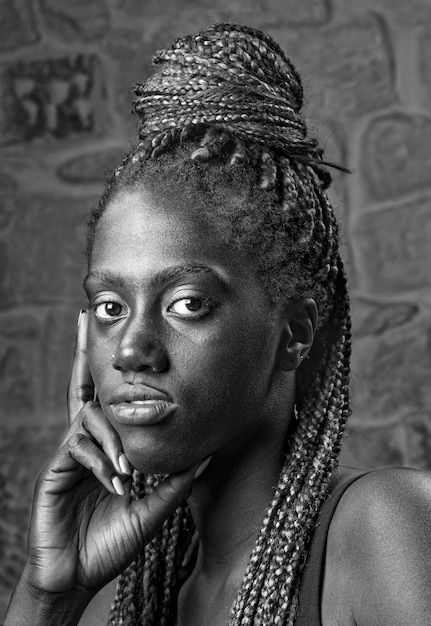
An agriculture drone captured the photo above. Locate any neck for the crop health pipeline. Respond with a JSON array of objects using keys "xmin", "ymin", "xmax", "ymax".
[{"xmin": 186, "ymin": 408, "xmax": 292, "ymax": 581}]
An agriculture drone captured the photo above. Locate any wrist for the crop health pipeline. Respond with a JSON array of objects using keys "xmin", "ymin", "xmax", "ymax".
[{"xmin": 5, "ymin": 570, "xmax": 94, "ymax": 626}]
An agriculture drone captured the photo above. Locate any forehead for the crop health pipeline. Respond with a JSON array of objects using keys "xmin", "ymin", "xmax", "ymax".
[{"xmin": 90, "ymin": 188, "xmax": 250, "ymax": 282}]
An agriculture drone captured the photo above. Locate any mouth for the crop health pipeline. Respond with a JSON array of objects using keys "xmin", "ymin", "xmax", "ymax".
[
  {"xmin": 108, "ymin": 384, "xmax": 177, "ymax": 426},
  {"xmin": 110, "ymin": 400, "xmax": 178, "ymax": 426}
]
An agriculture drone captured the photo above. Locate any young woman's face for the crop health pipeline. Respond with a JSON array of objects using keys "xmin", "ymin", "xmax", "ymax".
[{"xmin": 85, "ymin": 187, "xmax": 287, "ymax": 473}]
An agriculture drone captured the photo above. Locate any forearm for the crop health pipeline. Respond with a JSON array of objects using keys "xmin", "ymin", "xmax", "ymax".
[{"xmin": 4, "ymin": 571, "xmax": 93, "ymax": 626}]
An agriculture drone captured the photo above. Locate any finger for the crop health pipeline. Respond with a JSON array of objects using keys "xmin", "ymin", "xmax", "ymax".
[
  {"xmin": 67, "ymin": 310, "xmax": 94, "ymax": 424},
  {"xmin": 39, "ymin": 428, "xmax": 131, "ymax": 500},
  {"xmin": 129, "ymin": 458, "xmax": 212, "ymax": 545},
  {"xmin": 60, "ymin": 402, "xmax": 133, "ymax": 478},
  {"xmin": 80, "ymin": 403, "xmax": 133, "ymax": 477},
  {"xmin": 66, "ymin": 432, "xmax": 129, "ymax": 496}
]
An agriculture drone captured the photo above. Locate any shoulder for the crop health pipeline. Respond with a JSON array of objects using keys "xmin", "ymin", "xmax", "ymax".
[
  {"xmin": 325, "ymin": 466, "xmax": 431, "ymax": 625},
  {"xmin": 333, "ymin": 464, "xmax": 431, "ymax": 509},
  {"xmin": 331, "ymin": 466, "xmax": 431, "ymax": 534}
]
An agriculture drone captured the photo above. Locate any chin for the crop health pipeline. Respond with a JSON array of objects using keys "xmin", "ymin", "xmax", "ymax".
[{"xmin": 123, "ymin": 440, "xmax": 194, "ymax": 476}]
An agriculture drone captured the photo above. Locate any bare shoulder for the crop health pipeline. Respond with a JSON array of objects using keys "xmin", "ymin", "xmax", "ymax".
[
  {"xmin": 325, "ymin": 467, "xmax": 431, "ymax": 626},
  {"xmin": 333, "ymin": 465, "xmax": 431, "ymax": 525}
]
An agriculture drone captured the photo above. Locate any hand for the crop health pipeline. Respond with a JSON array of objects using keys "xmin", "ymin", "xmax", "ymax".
[{"xmin": 21, "ymin": 310, "xmax": 204, "ymax": 598}]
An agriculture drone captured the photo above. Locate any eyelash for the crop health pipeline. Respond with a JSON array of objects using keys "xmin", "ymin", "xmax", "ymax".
[
  {"xmin": 91, "ymin": 295, "xmax": 217, "ymax": 324},
  {"xmin": 93, "ymin": 298, "xmax": 127, "ymax": 324},
  {"xmin": 167, "ymin": 295, "xmax": 216, "ymax": 320}
]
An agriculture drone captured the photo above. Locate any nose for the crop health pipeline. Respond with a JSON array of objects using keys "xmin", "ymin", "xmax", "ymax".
[{"xmin": 112, "ymin": 315, "xmax": 168, "ymax": 374}]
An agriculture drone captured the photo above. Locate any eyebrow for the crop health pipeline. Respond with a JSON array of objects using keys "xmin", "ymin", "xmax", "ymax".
[{"xmin": 83, "ymin": 263, "xmax": 230, "ymax": 293}]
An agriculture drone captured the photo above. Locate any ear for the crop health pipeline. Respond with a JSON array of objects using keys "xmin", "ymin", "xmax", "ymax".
[{"xmin": 276, "ymin": 298, "xmax": 318, "ymax": 371}]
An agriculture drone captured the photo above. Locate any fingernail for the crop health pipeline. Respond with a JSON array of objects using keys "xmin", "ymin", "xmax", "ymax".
[
  {"xmin": 118, "ymin": 453, "xmax": 131, "ymax": 476},
  {"xmin": 194, "ymin": 456, "xmax": 212, "ymax": 479},
  {"xmin": 77, "ymin": 309, "xmax": 86, "ymax": 327},
  {"xmin": 112, "ymin": 475, "xmax": 126, "ymax": 496}
]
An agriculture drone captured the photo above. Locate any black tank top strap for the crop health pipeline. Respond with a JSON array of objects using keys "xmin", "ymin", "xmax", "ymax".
[{"xmin": 295, "ymin": 468, "xmax": 369, "ymax": 626}]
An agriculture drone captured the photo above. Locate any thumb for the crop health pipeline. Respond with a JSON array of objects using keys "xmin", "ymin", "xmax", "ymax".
[{"xmin": 129, "ymin": 457, "xmax": 211, "ymax": 545}]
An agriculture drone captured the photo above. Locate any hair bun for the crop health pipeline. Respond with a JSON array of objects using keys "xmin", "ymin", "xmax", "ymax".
[
  {"xmin": 168, "ymin": 22, "xmax": 304, "ymax": 112},
  {"xmin": 132, "ymin": 22, "xmax": 312, "ymax": 156}
]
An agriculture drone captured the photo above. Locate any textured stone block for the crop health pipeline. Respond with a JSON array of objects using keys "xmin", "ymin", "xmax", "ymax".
[
  {"xmin": 340, "ymin": 423, "xmax": 405, "ymax": 470},
  {"xmin": 42, "ymin": 307, "xmax": 84, "ymax": 412},
  {"xmin": 420, "ymin": 25, "xmax": 431, "ymax": 103},
  {"xmin": 257, "ymin": 0, "xmax": 330, "ymax": 25},
  {"xmin": 361, "ymin": 113, "xmax": 431, "ymax": 201},
  {"xmin": 351, "ymin": 323, "xmax": 431, "ymax": 421},
  {"xmin": 0, "ymin": 194, "xmax": 95, "ymax": 309},
  {"xmin": 0, "ymin": 55, "xmax": 102, "ymax": 145},
  {"xmin": 406, "ymin": 415, "xmax": 431, "ymax": 470},
  {"xmin": 0, "ymin": 0, "xmax": 39, "ymax": 52},
  {"xmin": 351, "ymin": 297, "xmax": 419, "ymax": 337},
  {"xmin": 271, "ymin": 14, "xmax": 396, "ymax": 121},
  {"xmin": 104, "ymin": 27, "xmax": 157, "ymax": 124},
  {"xmin": 0, "ymin": 416, "xmax": 65, "ymax": 619},
  {"xmin": 58, "ymin": 146, "xmax": 128, "ymax": 183},
  {"xmin": 0, "ymin": 171, "xmax": 18, "ymax": 231},
  {"xmin": 112, "ymin": 0, "xmax": 261, "ymax": 32},
  {"xmin": 39, "ymin": 0, "xmax": 109, "ymax": 42},
  {"xmin": 0, "ymin": 346, "xmax": 35, "ymax": 413},
  {"xmin": 374, "ymin": 0, "xmax": 431, "ymax": 25},
  {"xmin": 0, "ymin": 308, "xmax": 83, "ymax": 415},
  {"xmin": 352, "ymin": 196, "xmax": 431, "ymax": 293},
  {"xmin": 0, "ymin": 314, "xmax": 40, "ymax": 414}
]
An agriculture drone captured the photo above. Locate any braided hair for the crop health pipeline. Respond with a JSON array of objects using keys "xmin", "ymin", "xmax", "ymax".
[{"xmin": 87, "ymin": 22, "xmax": 352, "ymax": 626}]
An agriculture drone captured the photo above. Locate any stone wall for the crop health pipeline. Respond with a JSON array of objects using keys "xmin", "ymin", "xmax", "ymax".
[{"xmin": 1, "ymin": 0, "xmax": 430, "ymax": 617}]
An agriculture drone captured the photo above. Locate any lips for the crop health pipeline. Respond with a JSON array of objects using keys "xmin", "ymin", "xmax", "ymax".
[{"xmin": 109, "ymin": 384, "xmax": 178, "ymax": 426}]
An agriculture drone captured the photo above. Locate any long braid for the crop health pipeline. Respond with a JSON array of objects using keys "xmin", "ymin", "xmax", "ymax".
[
  {"xmin": 107, "ymin": 472, "xmax": 147, "ymax": 625},
  {"xmin": 108, "ymin": 471, "xmax": 195, "ymax": 626},
  {"xmin": 96, "ymin": 23, "xmax": 352, "ymax": 626}
]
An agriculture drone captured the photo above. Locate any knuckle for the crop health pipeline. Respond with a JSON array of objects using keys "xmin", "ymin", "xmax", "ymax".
[
  {"xmin": 102, "ymin": 426, "xmax": 121, "ymax": 450},
  {"xmin": 67, "ymin": 432, "xmax": 86, "ymax": 449},
  {"xmin": 81, "ymin": 400, "xmax": 98, "ymax": 415},
  {"xmin": 90, "ymin": 456, "xmax": 107, "ymax": 476},
  {"xmin": 67, "ymin": 382, "xmax": 94, "ymax": 408},
  {"xmin": 80, "ymin": 405, "xmax": 91, "ymax": 429},
  {"xmin": 34, "ymin": 467, "xmax": 47, "ymax": 492},
  {"xmin": 79, "ymin": 401, "xmax": 98, "ymax": 424},
  {"xmin": 157, "ymin": 477, "xmax": 183, "ymax": 508}
]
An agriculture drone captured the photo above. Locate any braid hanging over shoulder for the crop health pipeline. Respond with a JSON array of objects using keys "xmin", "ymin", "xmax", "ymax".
[{"xmin": 100, "ymin": 22, "xmax": 352, "ymax": 626}]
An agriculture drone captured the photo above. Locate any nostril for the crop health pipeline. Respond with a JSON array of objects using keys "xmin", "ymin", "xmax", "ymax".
[
  {"xmin": 111, "ymin": 343, "xmax": 169, "ymax": 373},
  {"xmin": 151, "ymin": 352, "xmax": 169, "ymax": 373}
]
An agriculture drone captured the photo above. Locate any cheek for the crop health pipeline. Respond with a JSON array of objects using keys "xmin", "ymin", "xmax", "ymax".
[{"xmin": 175, "ymin": 326, "xmax": 274, "ymax": 410}]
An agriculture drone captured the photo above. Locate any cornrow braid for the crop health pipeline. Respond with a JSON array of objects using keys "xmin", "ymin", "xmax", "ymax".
[{"xmin": 91, "ymin": 22, "xmax": 353, "ymax": 625}]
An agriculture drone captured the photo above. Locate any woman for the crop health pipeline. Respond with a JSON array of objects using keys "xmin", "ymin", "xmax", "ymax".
[{"xmin": 5, "ymin": 22, "xmax": 431, "ymax": 626}]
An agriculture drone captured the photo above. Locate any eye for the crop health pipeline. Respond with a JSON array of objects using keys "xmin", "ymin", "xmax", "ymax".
[
  {"xmin": 94, "ymin": 300, "xmax": 127, "ymax": 323},
  {"xmin": 168, "ymin": 296, "xmax": 214, "ymax": 319}
]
